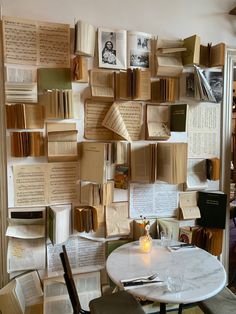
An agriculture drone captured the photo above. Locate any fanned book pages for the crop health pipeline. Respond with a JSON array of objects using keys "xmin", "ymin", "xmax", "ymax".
[
  {"xmin": 115, "ymin": 68, "xmax": 151, "ymax": 101},
  {"xmin": 10, "ymin": 131, "xmax": 44, "ymax": 157},
  {"xmin": 102, "ymin": 101, "xmax": 143, "ymax": 141},
  {"xmin": 156, "ymin": 55, "xmax": 183, "ymax": 77},
  {"xmin": 75, "ymin": 20, "xmax": 96, "ymax": 57},
  {"xmin": 151, "ymin": 77, "xmax": 178, "ymax": 103},
  {"xmin": 98, "ymin": 27, "xmax": 153, "ymax": 70},
  {"xmin": 6, "ymin": 103, "xmax": 44, "ymax": 129},
  {"xmin": 200, "ymin": 42, "xmax": 225, "ymax": 67}
]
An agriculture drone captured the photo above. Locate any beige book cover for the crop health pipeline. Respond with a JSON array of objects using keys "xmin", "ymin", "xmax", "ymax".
[{"xmin": 182, "ymin": 34, "xmax": 201, "ymax": 66}]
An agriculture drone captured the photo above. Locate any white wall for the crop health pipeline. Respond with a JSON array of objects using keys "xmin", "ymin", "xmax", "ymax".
[{"xmin": 2, "ymin": 0, "xmax": 236, "ymax": 46}]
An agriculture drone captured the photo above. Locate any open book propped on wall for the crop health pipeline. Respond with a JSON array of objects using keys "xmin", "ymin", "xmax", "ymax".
[
  {"xmin": 200, "ymin": 42, "xmax": 225, "ymax": 67},
  {"xmin": 98, "ymin": 27, "xmax": 153, "ymax": 70}
]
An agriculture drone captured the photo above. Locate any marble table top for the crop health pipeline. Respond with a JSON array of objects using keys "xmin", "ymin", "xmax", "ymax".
[{"xmin": 106, "ymin": 240, "xmax": 226, "ymax": 304}]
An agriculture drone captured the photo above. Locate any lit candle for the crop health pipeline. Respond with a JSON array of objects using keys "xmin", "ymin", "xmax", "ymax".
[{"xmin": 139, "ymin": 225, "xmax": 152, "ymax": 253}]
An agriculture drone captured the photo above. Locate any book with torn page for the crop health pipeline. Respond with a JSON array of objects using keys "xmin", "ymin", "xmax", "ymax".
[
  {"xmin": 145, "ymin": 104, "xmax": 171, "ymax": 140},
  {"xmin": 98, "ymin": 28, "xmax": 153, "ymax": 70},
  {"xmin": 48, "ymin": 204, "xmax": 71, "ymax": 245},
  {"xmin": 115, "ymin": 68, "xmax": 151, "ymax": 101},
  {"xmin": 102, "ymin": 101, "xmax": 143, "ymax": 141},
  {"xmin": 74, "ymin": 20, "xmax": 96, "ymax": 57}
]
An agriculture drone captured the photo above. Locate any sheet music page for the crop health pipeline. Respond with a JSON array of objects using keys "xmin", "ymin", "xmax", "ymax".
[
  {"xmin": 7, "ymin": 237, "xmax": 45, "ymax": 272},
  {"xmin": 3, "ymin": 16, "xmax": 70, "ymax": 67},
  {"xmin": 102, "ymin": 102, "xmax": 131, "ymax": 141},
  {"xmin": 84, "ymin": 101, "xmax": 114, "ymax": 140},
  {"xmin": 47, "ymin": 236, "xmax": 105, "ymax": 277},
  {"xmin": 37, "ymin": 21, "xmax": 70, "ymax": 67},
  {"xmin": 102, "ymin": 101, "xmax": 142, "ymax": 141},
  {"xmin": 13, "ymin": 164, "xmax": 48, "ymax": 206},
  {"xmin": 129, "ymin": 183, "xmax": 182, "ymax": 218},
  {"xmin": 118, "ymin": 102, "xmax": 142, "ymax": 140},
  {"xmin": 47, "ymin": 162, "xmax": 79, "ymax": 204},
  {"xmin": 105, "ymin": 202, "xmax": 131, "ymax": 237},
  {"xmin": 187, "ymin": 102, "xmax": 220, "ymax": 158}
]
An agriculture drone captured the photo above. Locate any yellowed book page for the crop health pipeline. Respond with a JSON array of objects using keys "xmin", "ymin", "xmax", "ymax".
[
  {"xmin": 116, "ymin": 101, "xmax": 143, "ymax": 141},
  {"xmin": 80, "ymin": 142, "xmax": 106, "ymax": 184},
  {"xmin": 174, "ymin": 143, "xmax": 188, "ymax": 184},
  {"xmin": 47, "ymin": 142, "xmax": 78, "ymax": 161},
  {"xmin": 48, "ymin": 130, "xmax": 78, "ymax": 142},
  {"xmin": 156, "ymin": 143, "xmax": 173, "ymax": 183},
  {"xmin": 135, "ymin": 70, "xmax": 151, "ymax": 100},
  {"xmin": 3, "ymin": 16, "xmax": 70, "ymax": 67},
  {"xmin": 179, "ymin": 191, "xmax": 201, "ymax": 219},
  {"xmin": 102, "ymin": 102, "xmax": 131, "ymax": 141},
  {"xmin": 13, "ymin": 164, "xmax": 48, "ymax": 206},
  {"xmin": 46, "ymin": 122, "xmax": 76, "ymax": 133},
  {"xmin": 105, "ymin": 202, "xmax": 131, "ymax": 237},
  {"xmin": 24, "ymin": 104, "xmax": 44, "ymax": 129},
  {"xmin": 146, "ymin": 104, "xmax": 170, "ymax": 140},
  {"xmin": 89, "ymin": 69, "xmax": 114, "ymax": 99},
  {"xmin": 84, "ymin": 101, "xmax": 114, "ymax": 140},
  {"xmin": 47, "ymin": 162, "xmax": 79, "ymax": 204},
  {"xmin": 130, "ymin": 142, "xmax": 150, "ymax": 182}
]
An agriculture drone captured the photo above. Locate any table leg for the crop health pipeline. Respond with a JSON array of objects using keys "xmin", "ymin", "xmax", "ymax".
[
  {"xmin": 178, "ymin": 303, "xmax": 183, "ymax": 314},
  {"xmin": 160, "ymin": 303, "xmax": 166, "ymax": 314}
]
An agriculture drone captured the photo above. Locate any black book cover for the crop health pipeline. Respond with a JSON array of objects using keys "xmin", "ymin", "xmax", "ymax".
[
  {"xmin": 197, "ymin": 191, "xmax": 227, "ymax": 229},
  {"xmin": 170, "ymin": 104, "xmax": 187, "ymax": 132}
]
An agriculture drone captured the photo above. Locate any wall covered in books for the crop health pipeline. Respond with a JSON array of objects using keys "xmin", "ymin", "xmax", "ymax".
[{"xmin": 0, "ymin": 0, "xmax": 235, "ymax": 311}]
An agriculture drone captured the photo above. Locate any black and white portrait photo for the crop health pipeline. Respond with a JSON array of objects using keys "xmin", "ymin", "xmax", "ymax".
[{"xmin": 101, "ymin": 31, "xmax": 116, "ymax": 65}]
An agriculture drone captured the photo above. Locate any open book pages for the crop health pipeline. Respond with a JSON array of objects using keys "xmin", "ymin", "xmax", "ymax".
[
  {"xmin": 74, "ymin": 206, "xmax": 98, "ymax": 233},
  {"xmin": 102, "ymin": 101, "xmax": 143, "ymax": 141},
  {"xmin": 105, "ymin": 202, "xmax": 131, "ymax": 237},
  {"xmin": 156, "ymin": 54, "xmax": 183, "ymax": 77},
  {"xmin": 200, "ymin": 42, "xmax": 225, "ymax": 67},
  {"xmin": 48, "ymin": 204, "xmax": 71, "ymax": 245},
  {"xmin": 146, "ymin": 104, "xmax": 170, "ymax": 140},
  {"xmin": 44, "ymin": 272, "xmax": 101, "ymax": 313},
  {"xmin": 89, "ymin": 69, "xmax": 115, "ymax": 101},
  {"xmin": 10, "ymin": 131, "xmax": 44, "ymax": 157},
  {"xmin": 178, "ymin": 191, "xmax": 201, "ymax": 220},
  {"xmin": 151, "ymin": 77, "xmax": 178, "ymax": 103},
  {"xmin": 98, "ymin": 27, "xmax": 153, "ymax": 70},
  {"xmin": 115, "ymin": 69, "xmax": 151, "ymax": 101},
  {"xmin": 6, "ymin": 103, "xmax": 44, "ymax": 129},
  {"xmin": 0, "ymin": 271, "xmax": 43, "ymax": 314},
  {"xmin": 75, "ymin": 20, "xmax": 96, "ymax": 57}
]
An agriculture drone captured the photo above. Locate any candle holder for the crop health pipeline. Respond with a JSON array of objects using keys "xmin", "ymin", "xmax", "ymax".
[{"xmin": 139, "ymin": 224, "xmax": 153, "ymax": 253}]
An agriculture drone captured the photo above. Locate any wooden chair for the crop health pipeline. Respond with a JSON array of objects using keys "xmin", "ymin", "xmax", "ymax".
[{"xmin": 59, "ymin": 245, "xmax": 145, "ymax": 314}]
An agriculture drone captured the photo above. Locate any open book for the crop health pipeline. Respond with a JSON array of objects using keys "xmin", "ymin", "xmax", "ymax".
[
  {"xmin": 200, "ymin": 42, "xmax": 225, "ymax": 67},
  {"xmin": 48, "ymin": 204, "xmax": 71, "ymax": 245},
  {"xmin": 89, "ymin": 69, "xmax": 115, "ymax": 101},
  {"xmin": 182, "ymin": 34, "xmax": 201, "ymax": 66},
  {"xmin": 98, "ymin": 27, "xmax": 153, "ymax": 70},
  {"xmin": 151, "ymin": 77, "xmax": 178, "ymax": 103},
  {"xmin": 10, "ymin": 131, "xmax": 44, "ymax": 157},
  {"xmin": 0, "ymin": 271, "xmax": 43, "ymax": 314},
  {"xmin": 115, "ymin": 68, "xmax": 151, "ymax": 101}
]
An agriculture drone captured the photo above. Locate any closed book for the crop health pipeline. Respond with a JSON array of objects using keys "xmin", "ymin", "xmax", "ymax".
[{"xmin": 197, "ymin": 191, "xmax": 227, "ymax": 229}]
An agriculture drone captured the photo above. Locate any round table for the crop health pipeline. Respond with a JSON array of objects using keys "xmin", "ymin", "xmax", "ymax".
[{"xmin": 106, "ymin": 240, "xmax": 226, "ymax": 313}]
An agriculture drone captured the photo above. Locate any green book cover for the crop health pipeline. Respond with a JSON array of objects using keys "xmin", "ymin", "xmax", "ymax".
[
  {"xmin": 38, "ymin": 68, "xmax": 72, "ymax": 93},
  {"xmin": 170, "ymin": 104, "xmax": 187, "ymax": 132}
]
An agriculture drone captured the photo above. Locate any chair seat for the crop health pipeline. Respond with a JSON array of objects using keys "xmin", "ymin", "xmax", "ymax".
[
  {"xmin": 89, "ymin": 290, "xmax": 145, "ymax": 314},
  {"xmin": 199, "ymin": 286, "xmax": 236, "ymax": 314}
]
